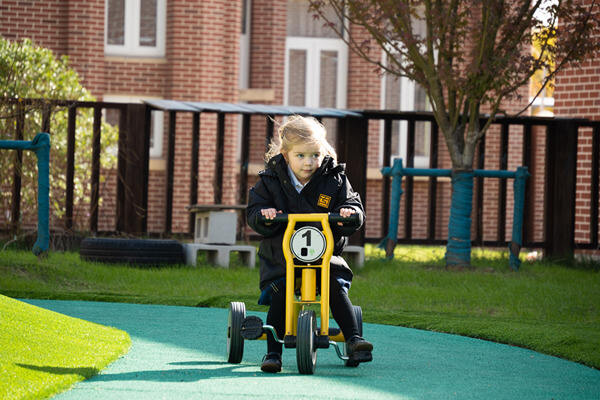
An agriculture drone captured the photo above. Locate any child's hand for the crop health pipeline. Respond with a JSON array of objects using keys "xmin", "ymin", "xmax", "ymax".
[
  {"xmin": 337, "ymin": 208, "xmax": 355, "ymax": 225},
  {"xmin": 339, "ymin": 208, "xmax": 355, "ymax": 218},
  {"xmin": 261, "ymin": 208, "xmax": 281, "ymax": 220}
]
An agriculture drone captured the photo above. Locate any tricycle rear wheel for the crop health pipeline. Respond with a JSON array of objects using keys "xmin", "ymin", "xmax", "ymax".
[
  {"xmin": 227, "ymin": 301, "xmax": 245, "ymax": 363},
  {"xmin": 345, "ymin": 305, "xmax": 363, "ymax": 367}
]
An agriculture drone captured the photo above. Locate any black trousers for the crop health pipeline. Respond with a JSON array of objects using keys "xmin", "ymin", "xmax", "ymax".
[{"xmin": 266, "ymin": 273, "xmax": 360, "ymax": 354}]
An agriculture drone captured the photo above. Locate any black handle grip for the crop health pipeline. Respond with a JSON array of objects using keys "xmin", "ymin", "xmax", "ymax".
[
  {"xmin": 327, "ymin": 213, "xmax": 360, "ymax": 224},
  {"xmin": 255, "ymin": 213, "xmax": 288, "ymax": 224}
]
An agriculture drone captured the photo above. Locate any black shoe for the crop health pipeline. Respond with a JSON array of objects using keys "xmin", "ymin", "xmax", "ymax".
[
  {"xmin": 347, "ymin": 336, "xmax": 373, "ymax": 363},
  {"xmin": 261, "ymin": 352, "xmax": 282, "ymax": 373}
]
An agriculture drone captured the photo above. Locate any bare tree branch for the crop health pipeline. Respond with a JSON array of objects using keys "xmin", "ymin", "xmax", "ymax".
[{"xmin": 309, "ymin": 0, "xmax": 600, "ymax": 170}]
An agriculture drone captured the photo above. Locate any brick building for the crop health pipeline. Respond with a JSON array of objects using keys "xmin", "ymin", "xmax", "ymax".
[
  {"xmin": 553, "ymin": 0, "xmax": 600, "ymax": 251},
  {"xmin": 2, "ymin": 0, "xmax": 244, "ymax": 234},
  {"xmin": 1, "ymin": 0, "xmax": 598, "ymax": 251}
]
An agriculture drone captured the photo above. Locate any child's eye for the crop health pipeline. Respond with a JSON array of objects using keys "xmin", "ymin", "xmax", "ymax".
[
  {"xmin": 297, "ymin": 154, "xmax": 304, "ymax": 159},
  {"xmin": 312, "ymin": 153, "xmax": 320, "ymax": 158}
]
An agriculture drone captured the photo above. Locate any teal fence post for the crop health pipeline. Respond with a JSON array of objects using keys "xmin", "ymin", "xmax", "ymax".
[
  {"xmin": 509, "ymin": 166, "xmax": 530, "ymax": 270},
  {"xmin": 30, "ymin": 133, "xmax": 51, "ymax": 255},
  {"xmin": 379, "ymin": 163, "xmax": 529, "ymax": 270},
  {"xmin": 0, "ymin": 132, "xmax": 50, "ymax": 256},
  {"xmin": 379, "ymin": 158, "xmax": 404, "ymax": 258}
]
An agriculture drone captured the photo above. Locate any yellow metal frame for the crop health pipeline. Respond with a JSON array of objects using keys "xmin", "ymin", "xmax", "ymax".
[{"xmin": 282, "ymin": 213, "xmax": 335, "ymax": 338}]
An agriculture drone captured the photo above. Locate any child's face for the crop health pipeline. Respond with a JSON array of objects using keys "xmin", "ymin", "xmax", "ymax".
[{"xmin": 283, "ymin": 142, "xmax": 324, "ymax": 185}]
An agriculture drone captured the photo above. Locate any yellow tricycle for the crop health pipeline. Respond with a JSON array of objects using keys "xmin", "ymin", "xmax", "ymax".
[{"xmin": 226, "ymin": 213, "xmax": 364, "ymax": 374}]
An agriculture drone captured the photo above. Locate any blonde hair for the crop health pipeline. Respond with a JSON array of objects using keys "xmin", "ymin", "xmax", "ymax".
[{"xmin": 264, "ymin": 115, "xmax": 337, "ymax": 162}]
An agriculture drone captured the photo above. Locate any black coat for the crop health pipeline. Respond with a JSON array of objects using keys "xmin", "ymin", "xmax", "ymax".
[{"xmin": 247, "ymin": 154, "xmax": 365, "ymax": 290}]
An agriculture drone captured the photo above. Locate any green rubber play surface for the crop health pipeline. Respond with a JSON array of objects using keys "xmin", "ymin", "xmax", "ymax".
[{"xmin": 23, "ymin": 299, "xmax": 600, "ymax": 400}]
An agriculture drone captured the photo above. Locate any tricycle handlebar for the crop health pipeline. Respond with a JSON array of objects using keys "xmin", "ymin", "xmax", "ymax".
[{"xmin": 258, "ymin": 213, "xmax": 359, "ymax": 225}]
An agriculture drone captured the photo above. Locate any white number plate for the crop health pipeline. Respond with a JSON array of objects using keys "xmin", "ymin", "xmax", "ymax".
[{"xmin": 290, "ymin": 226, "xmax": 326, "ymax": 263}]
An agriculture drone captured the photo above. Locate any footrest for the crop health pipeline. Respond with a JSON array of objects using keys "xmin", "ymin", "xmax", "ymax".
[
  {"xmin": 317, "ymin": 335, "xmax": 331, "ymax": 348},
  {"xmin": 284, "ymin": 335, "xmax": 296, "ymax": 348},
  {"xmin": 317, "ymin": 326, "xmax": 342, "ymax": 337},
  {"xmin": 240, "ymin": 316, "xmax": 264, "ymax": 340},
  {"xmin": 327, "ymin": 327, "xmax": 341, "ymax": 337},
  {"xmin": 349, "ymin": 350, "xmax": 373, "ymax": 363}
]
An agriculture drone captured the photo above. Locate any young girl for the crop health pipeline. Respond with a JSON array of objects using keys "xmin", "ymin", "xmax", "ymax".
[{"xmin": 246, "ymin": 115, "xmax": 373, "ymax": 373}]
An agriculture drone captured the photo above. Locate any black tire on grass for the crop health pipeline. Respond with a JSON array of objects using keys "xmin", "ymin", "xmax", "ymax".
[{"xmin": 80, "ymin": 238, "xmax": 184, "ymax": 265}]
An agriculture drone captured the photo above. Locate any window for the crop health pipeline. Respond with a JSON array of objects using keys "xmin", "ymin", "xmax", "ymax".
[
  {"xmin": 286, "ymin": 0, "xmax": 343, "ymax": 38},
  {"xmin": 285, "ymin": 0, "xmax": 348, "ymax": 144},
  {"xmin": 379, "ymin": 10, "xmax": 432, "ymax": 168},
  {"xmin": 529, "ymin": 30, "xmax": 554, "ymax": 117},
  {"xmin": 105, "ymin": 0, "xmax": 166, "ymax": 57},
  {"xmin": 103, "ymin": 95, "xmax": 164, "ymax": 158},
  {"xmin": 382, "ymin": 64, "xmax": 431, "ymax": 168}
]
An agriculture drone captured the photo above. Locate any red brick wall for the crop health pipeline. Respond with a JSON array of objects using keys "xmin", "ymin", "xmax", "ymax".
[
  {"xmin": 250, "ymin": 0, "xmax": 286, "ymax": 102},
  {"xmin": 247, "ymin": 0, "xmax": 286, "ymax": 169},
  {"xmin": 345, "ymin": 24, "xmax": 383, "ymax": 239},
  {"xmin": 65, "ymin": 1, "xmax": 107, "ymax": 94},
  {"xmin": 553, "ymin": 0, "xmax": 600, "ymax": 252},
  {"xmin": 160, "ymin": 0, "xmax": 242, "ymax": 232},
  {"xmin": 0, "ymin": 0, "xmax": 69, "ymax": 55},
  {"xmin": 0, "ymin": 0, "xmax": 567, "ymax": 249}
]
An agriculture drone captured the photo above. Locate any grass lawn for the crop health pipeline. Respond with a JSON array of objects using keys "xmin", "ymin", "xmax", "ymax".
[
  {"xmin": 0, "ymin": 294, "xmax": 130, "ymax": 400},
  {"xmin": 0, "ymin": 245, "xmax": 599, "ymax": 371},
  {"xmin": 358, "ymin": 246, "xmax": 600, "ymax": 369}
]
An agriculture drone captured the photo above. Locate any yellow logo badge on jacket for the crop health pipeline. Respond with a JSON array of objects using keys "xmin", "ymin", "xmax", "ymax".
[{"xmin": 317, "ymin": 194, "xmax": 331, "ymax": 208}]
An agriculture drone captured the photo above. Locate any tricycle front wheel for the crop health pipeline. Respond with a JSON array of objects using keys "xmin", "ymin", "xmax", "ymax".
[{"xmin": 296, "ymin": 309, "xmax": 318, "ymax": 374}]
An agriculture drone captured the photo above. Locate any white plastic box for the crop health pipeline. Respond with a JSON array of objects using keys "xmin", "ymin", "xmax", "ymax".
[{"xmin": 194, "ymin": 211, "xmax": 237, "ymax": 245}]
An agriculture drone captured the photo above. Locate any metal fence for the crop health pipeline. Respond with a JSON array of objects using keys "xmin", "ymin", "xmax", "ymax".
[
  {"xmin": 1, "ymin": 98, "xmax": 599, "ymax": 258},
  {"xmin": 365, "ymin": 111, "xmax": 600, "ymax": 258}
]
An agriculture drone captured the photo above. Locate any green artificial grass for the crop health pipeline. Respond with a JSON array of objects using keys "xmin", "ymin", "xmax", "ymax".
[
  {"xmin": 0, "ymin": 294, "xmax": 130, "ymax": 400},
  {"xmin": 354, "ymin": 246, "xmax": 600, "ymax": 369},
  {"xmin": 0, "ymin": 245, "xmax": 598, "ymax": 370}
]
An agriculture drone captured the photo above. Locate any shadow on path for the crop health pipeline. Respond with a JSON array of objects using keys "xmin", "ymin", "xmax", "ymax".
[{"xmin": 16, "ymin": 364, "xmax": 99, "ymax": 378}]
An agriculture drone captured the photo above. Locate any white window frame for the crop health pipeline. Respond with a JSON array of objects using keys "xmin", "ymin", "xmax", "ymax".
[
  {"xmin": 104, "ymin": 0, "xmax": 166, "ymax": 57},
  {"xmin": 284, "ymin": 37, "xmax": 348, "ymax": 109},
  {"xmin": 284, "ymin": 0, "xmax": 349, "ymax": 109},
  {"xmin": 236, "ymin": 0, "xmax": 252, "ymax": 166},
  {"xmin": 103, "ymin": 95, "xmax": 164, "ymax": 158},
  {"xmin": 239, "ymin": 0, "xmax": 251, "ymax": 90}
]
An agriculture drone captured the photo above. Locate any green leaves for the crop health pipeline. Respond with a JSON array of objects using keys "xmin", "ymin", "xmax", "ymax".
[
  {"xmin": 0, "ymin": 38, "xmax": 86, "ymax": 100},
  {"xmin": 1, "ymin": 38, "xmax": 119, "ymax": 232}
]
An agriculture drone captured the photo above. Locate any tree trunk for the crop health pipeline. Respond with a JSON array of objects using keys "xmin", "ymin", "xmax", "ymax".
[{"xmin": 445, "ymin": 170, "xmax": 474, "ymax": 267}]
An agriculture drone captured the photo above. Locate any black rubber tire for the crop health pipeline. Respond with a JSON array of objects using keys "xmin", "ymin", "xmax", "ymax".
[
  {"xmin": 354, "ymin": 305, "xmax": 363, "ymax": 336},
  {"xmin": 297, "ymin": 309, "xmax": 318, "ymax": 374},
  {"xmin": 345, "ymin": 305, "xmax": 363, "ymax": 367},
  {"xmin": 80, "ymin": 238, "xmax": 184, "ymax": 265},
  {"xmin": 227, "ymin": 302, "xmax": 245, "ymax": 363}
]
